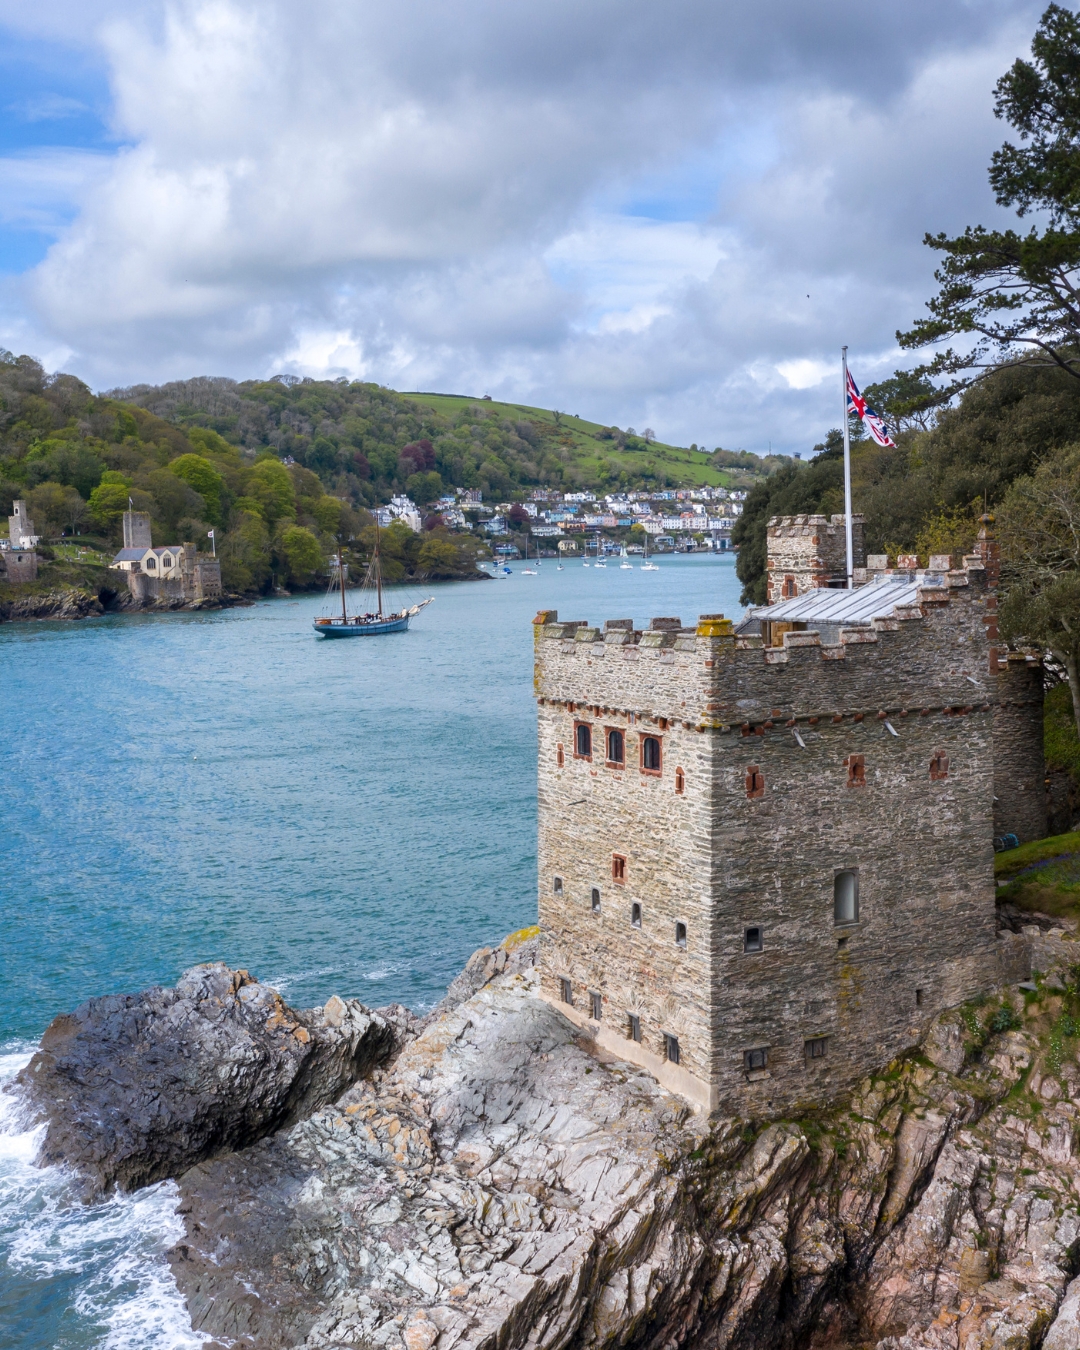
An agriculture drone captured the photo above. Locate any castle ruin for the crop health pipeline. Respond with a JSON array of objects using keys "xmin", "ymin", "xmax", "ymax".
[{"xmin": 533, "ymin": 519, "xmax": 1044, "ymax": 1115}]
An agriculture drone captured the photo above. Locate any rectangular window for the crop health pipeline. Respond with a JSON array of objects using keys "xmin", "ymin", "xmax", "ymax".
[
  {"xmin": 805, "ymin": 1037, "xmax": 828, "ymax": 1061},
  {"xmin": 590, "ymin": 991, "xmax": 602, "ymax": 1021},
  {"xmin": 916, "ymin": 988, "xmax": 924, "ymax": 1007},
  {"xmin": 664, "ymin": 1033, "xmax": 680, "ymax": 1065},
  {"xmin": 675, "ymin": 921, "xmax": 687, "ymax": 948},
  {"xmin": 553, "ymin": 876, "xmax": 563, "ymax": 896},
  {"xmin": 628, "ymin": 1014, "xmax": 641, "ymax": 1042},
  {"xmin": 834, "ymin": 870, "xmax": 859, "ymax": 925},
  {"xmin": 591, "ymin": 887, "xmax": 601, "ymax": 912},
  {"xmin": 559, "ymin": 977, "xmax": 573, "ymax": 1006},
  {"xmin": 631, "ymin": 902, "xmax": 642, "ymax": 928},
  {"xmin": 612, "ymin": 854, "xmax": 626, "ymax": 883},
  {"xmin": 744, "ymin": 926, "xmax": 763, "ymax": 953},
  {"xmin": 744, "ymin": 1047, "xmax": 768, "ymax": 1072}
]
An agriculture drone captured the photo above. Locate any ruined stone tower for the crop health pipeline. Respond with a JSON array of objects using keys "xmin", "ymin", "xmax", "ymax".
[{"xmin": 534, "ymin": 529, "xmax": 1044, "ymax": 1116}]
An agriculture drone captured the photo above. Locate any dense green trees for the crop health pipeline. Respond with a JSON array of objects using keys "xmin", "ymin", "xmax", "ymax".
[{"xmin": 0, "ymin": 351, "xmax": 364, "ymax": 595}]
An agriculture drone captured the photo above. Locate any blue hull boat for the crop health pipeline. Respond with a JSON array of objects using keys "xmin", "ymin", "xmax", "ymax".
[
  {"xmin": 315, "ymin": 522, "xmax": 433, "ymax": 638},
  {"xmin": 314, "ymin": 613, "xmax": 410, "ymax": 637}
]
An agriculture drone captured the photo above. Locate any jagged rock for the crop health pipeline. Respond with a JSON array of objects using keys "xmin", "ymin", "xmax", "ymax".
[
  {"xmin": 0, "ymin": 587, "xmax": 104, "ymax": 622},
  {"xmin": 920, "ymin": 1010, "xmax": 966, "ymax": 1074},
  {"xmin": 164, "ymin": 974, "xmax": 1080, "ymax": 1350},
  {"xmin": 429, "ymin": 927, "xmax": 539, "ymax": 1017},
  {"xmin": 9, "ymin": 962, "xmax": 393, "ymax": 1195}
]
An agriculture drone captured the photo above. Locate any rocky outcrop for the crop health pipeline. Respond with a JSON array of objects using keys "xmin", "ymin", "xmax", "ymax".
[
  {"xmin": 165, "ymin": 956, "xmax": 1080, "ymax": 1350},
  {"xmin": 0, "ymin": 587, "xmax": 104, "ymax": 621},
  {"xmin": 20, "ymin": 938, "xmax": 1080, "ymax": 1348},
  {"xmin": 10, "ymin": 963, "xmax": 394, "ymax": 1195}
]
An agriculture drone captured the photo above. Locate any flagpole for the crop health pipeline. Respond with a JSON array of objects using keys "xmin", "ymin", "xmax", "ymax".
[{"xmin": 841, "ymin": 345, "xmax": 853, "ymax": 589}]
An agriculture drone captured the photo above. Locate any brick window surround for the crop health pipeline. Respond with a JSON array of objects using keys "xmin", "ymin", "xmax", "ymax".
[
  {"xmin": 845, "ymin": 754, "xmax": 866, "ymax": 787},
  {"xmin": 675, "ymin": 766, "xmax": 685, "ymax": 794},
  {"xmin": 640, "ymin": 734, "xmax": 662, "ymax": 775},
  {"xmin": 556, "ymin": 742, "xmax": 564, "ymax": 768},
  {"xmin": 745, "ymin": 765, "xmax": 765, "ymax": 799},
  {"xmin": 929, "ymin": 751, "xmax": 949, "ymax": 781},
  {"xmin": 612, "ymin": 853, "xmax": 627, "ymax": 883},
  {"xmin": 605, "ymin": 727, "xmax": 625, "ymax": 767},
  {"xmin": 573, "ymin": 721, "xmax": 592, "ymax": 760}
]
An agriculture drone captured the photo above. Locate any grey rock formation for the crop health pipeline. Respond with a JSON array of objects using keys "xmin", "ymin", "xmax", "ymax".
[
  {"xmin": 11, "ymin": 963, "xmax": 393, "ymax": 1195},
  {"xmin": 165, "ymin": 955, "xmax": 1080, "ymax": 1350},
  {"xmin": 0, "ymin": 588, "xmax": 104, "ymax": 622}
]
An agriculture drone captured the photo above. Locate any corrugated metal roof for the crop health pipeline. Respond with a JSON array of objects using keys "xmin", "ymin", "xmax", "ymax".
[{"xmin": 750, "ymin": 576, "xmax": 941, "ymax": 624}]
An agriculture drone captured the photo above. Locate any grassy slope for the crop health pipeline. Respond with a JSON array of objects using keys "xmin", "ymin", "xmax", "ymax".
[{"xmin": 400, "ymin": 392, "xmax": 736, "ymax": 489}]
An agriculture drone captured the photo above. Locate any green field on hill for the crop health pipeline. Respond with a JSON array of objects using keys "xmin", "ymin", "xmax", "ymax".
[{"xmin": 400, "ymin": 392, "xmax": 740, "ymax": 488}]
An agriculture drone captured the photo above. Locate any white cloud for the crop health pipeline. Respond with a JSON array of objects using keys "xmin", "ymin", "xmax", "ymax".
[
  {"xmin": 776, "ymin": 359, "xmax": 833, "ymax": 391},
  {"xmin": 0, "ymin": 0, "xmax": 1051, "ymax": 450}
]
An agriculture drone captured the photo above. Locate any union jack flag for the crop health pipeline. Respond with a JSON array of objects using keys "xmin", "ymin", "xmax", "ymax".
[{"xmin": 846, "ymin": 369, "xmax": 896, "ymax": 448}]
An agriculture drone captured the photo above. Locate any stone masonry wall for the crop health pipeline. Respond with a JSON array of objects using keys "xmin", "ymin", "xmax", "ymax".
[
  {"xmin": 766, "ymin": 513, "xmax": 866, "ymax": 602},
  {"xmin": 993, "ymin": 653, "xmax": 1046, "ymax": 845},
  {"xmin": 535, "ymin": 562, "xmax": 1003, "ymax": 1116},
  {"xmin": 536, "ymin": 617, "xmax": 718, "ymax": 1106}
]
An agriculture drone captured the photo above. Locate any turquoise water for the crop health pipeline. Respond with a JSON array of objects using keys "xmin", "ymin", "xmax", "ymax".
[{"xmin": 0, "ymin": 552, "xmax": 743, "ymax": 1349}]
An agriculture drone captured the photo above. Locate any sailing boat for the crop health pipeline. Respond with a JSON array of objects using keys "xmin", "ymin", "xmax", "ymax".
[
  {"xmin": 521, "ymin": 537, "xmax": 537, "ymax": 575},
  {"xmin": 641, "ymin": 533, "xmax": 659, "ymax": 571},
  {"xmin": 593, "ymin": 533, "xmax": 607, "ymax": 567},
  {"xmin": 619, "ymin": 545, "xmax": 633, "ymax": 569},
  {"xmin": 313, "ymin": 519, "xmax": 433, "ymax": 637}
]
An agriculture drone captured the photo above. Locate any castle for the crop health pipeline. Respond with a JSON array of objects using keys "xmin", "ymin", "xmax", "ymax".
[
  {"xmin": 111, "ymin": 510, "xmax": 222, "ymax": 605},
  {"xmin": 533, "ymin": 518, "xmax": 1044, "ymax": 1115},
  {"xmin": 2, "ymin": 500, "xmax": 39, "ymax": 582}
]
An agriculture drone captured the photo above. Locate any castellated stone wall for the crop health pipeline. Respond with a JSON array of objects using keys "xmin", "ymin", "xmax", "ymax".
[
  {"xmin": 766, "ymin": 513, "xmax": 866, "ymax": 602},
  {"xmin": 534, "ymin": 561, "xmax": 1011, "ymax": 1117}
]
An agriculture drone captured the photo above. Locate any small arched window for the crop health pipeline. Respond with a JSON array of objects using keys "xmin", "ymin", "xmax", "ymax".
[
  {"xmin": 929, "ymin": 751, "xmax": 949, "ymax": 781},
  {"xmin": 834, "ymin": 870, "xmax": 859, "ymax": 925},
  {"xmin": 641, "ymin": 735, "xmax": 662, "ymax": 773},
  {"xmin": 556, "ymin": 743, "xmax": 564, "ymax": 768},
  {"xmin": 574, "ymin": 723, "xmax": 592, "ymax": 759},
  {"xmin": 145, "ymin": 556, "xmax": 157, "ymax": 570},
  {"xmin": 746, "ymin": 765, "xmax": 765, "ymax": 799},
  {"xmin": 782, "ymin": 575, "xmax": 796, "ymax": 599},
  {"xmin": 606, "ymin": 728, "xmax": 625, "ymax": 766},
  {"xmin": 591, "ymin": 887, "xmax": 601, "ymax": 912},
  {"xmin": 163, "ymin": 556, "xmax": 172, "ymax": 568},
  {"xmin": 845, "ymin": 754, "xmax": 866, "ymax": 787},
  {"xmin": 675, "ymin": 766, "xmax": 685, "ymax": 795}
]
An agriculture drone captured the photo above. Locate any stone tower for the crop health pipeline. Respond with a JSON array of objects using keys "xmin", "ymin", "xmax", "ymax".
[
  {"xmin": 122, "ymin": 510, "xmax": 153, "ymax": 549},
  {"xmin": 7, "ymin": 500, "xmax": 37, "ymax": 547},
  {"xmin": 533, "ymin": 545, "xmax": 1031, "ymax": 1116},
  {"xmin": 766, "ymin": 513, "xmax": 866, "ymax": 602}
]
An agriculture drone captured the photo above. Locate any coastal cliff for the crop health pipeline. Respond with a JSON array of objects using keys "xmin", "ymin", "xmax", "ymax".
[{"xmin": 11, "ymin": 934, "xmax": 1080, "ymax": 1349}]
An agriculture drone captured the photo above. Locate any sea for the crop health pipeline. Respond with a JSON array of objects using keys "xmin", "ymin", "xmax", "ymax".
[{"xmin": 0, "ymin": 551, "xmax": 744, "ymax": 1349}]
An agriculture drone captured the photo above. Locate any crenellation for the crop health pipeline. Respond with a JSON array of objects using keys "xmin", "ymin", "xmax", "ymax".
[{"xmin": 534, "ymin": 513, "xmax": 1046, "ymax": 1116}]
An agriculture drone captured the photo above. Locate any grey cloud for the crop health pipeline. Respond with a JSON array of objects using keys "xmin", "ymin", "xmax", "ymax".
[{"xmin": 0, "ymin": 0, "xmax": 1052, "ymax": 450}]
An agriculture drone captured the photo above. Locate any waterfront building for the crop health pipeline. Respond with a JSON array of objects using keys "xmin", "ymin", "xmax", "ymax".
[
  {"xmin": 533, "ymin": 518, "xmax": 1043, "ymax": 1115},
  {"xmin": 111, "ymin": 511, "xmax": 221, "ymax": 604}
]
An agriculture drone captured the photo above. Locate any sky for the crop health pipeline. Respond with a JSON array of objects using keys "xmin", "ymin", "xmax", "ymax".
[{"xmin": 0, "ymin": 0, "xmax": 1050, "ymax": 453}]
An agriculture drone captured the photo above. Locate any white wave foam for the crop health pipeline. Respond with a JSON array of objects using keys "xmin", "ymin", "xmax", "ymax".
[{"xmin": 0, "ymin": 1040, "xmax": 208, "ymax": 1348}]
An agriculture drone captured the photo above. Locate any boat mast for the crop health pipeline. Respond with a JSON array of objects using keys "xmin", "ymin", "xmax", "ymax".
[
  {"xmin": 375, "ymin": 515, "xmax": 384, "ymax": 618},
  {"xmin": 338, "ymin": 540, "xmax": 348, "ymax": 624}
]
